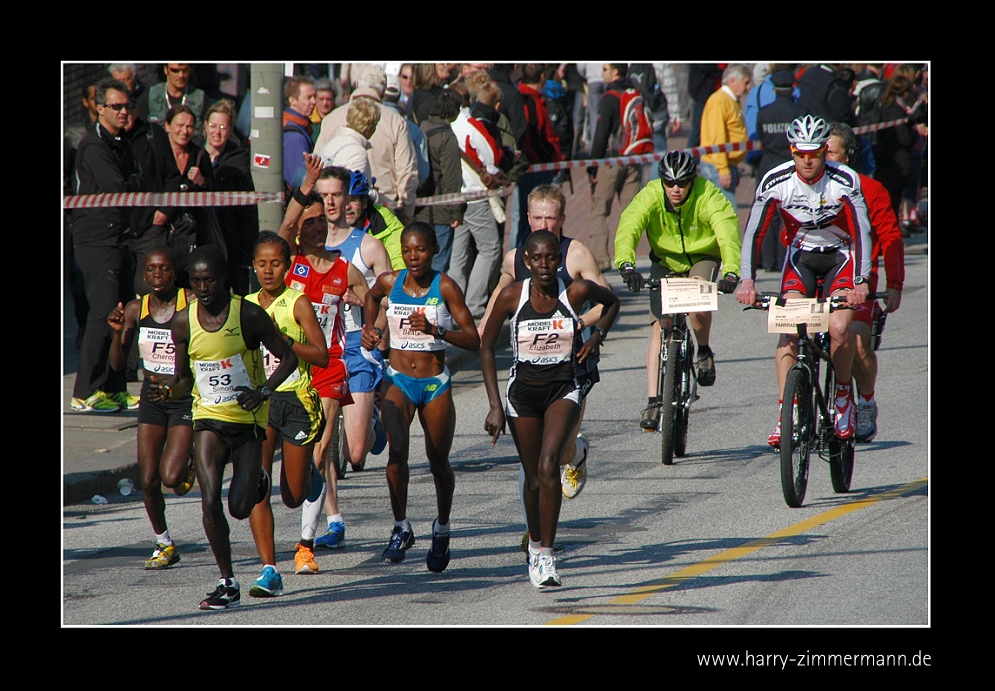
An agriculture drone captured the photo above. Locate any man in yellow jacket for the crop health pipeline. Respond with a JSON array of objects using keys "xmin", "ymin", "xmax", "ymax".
[
  {"xmin": 614, "ymin": 151, "xmax": 742, "ymax": 431},
  {"xmin": 699, "ymin": 64, "xmax": 752, "ymax": 209}
]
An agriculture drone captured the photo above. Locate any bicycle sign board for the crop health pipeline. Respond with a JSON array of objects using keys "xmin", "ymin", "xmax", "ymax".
[
  {"xmin": 767, "ymin": 298, "xmax": 831, "ymax": 334},
  {"xmin": 658, "ymin": 278, "xmax": 718, "ymax": 313}
]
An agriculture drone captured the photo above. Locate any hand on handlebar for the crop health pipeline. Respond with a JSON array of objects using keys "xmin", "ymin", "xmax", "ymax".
[
  {"xmin": 619, "ymin": 263, "xmax": 645, "ymax": 292},
  {"xmin": 717, "ymin": 273, "xmax": 739, "ymax": 294},
  {"xmin": 847, "ymin": 284, "xmax": 869, "ymax": 306},
  {"xmin": 735, "ymin": 278, "xmax": 757, "ymax": 306}
]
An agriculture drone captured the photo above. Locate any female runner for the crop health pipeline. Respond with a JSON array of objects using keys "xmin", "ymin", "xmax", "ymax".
[
  {"xmin": 479, "ymin": 230, "xmax": 619, "ymax": 588},
  {"xmin": 361, "ymin": 222, "xmax": 480, "ymax": 573},
  {"xmin": 245, "ymin": 232, "xmax": 330, "ymax": 597},
  {"xmin": 107, "ymin": 245, "xmax": 196, "ymax": 570}
]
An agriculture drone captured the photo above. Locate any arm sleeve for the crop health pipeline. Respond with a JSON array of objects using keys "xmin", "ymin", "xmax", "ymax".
[{"xmin": 613, "ymin": 186, "xmax": 654, "ymax": 268}]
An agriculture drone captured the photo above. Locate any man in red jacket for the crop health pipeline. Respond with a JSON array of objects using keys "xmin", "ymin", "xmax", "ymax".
[
  {"xmin": 514, "ymin": 64, "xmax": 563, "ymax": 249},
  {"xmin": 826, "ymin": 122, "xmax": 904, "ymax": 443}
]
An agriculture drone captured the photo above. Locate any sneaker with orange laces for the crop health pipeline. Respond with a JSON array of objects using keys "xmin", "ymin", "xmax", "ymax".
[
  {"xmin": 834, "ymin": 382, "xmax": 856, "ymax": 439},
  {"xmin": 294, "ymin": 543, "xmax": 319, "ymax": 574}
]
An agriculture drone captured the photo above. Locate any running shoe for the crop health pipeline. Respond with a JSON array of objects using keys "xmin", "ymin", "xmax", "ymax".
[
  {"xmin": 294, "ymin": 543, "xmax": 319, "ymax": 574},
  {"xmin": 200, "ymin": 578, "xmax": 240, "ymax": 610},
  {"xmin": 248, "ymin": 566, "xmax": 284, "ymax": 597},
  {"xmin": 174, "ymin": 458, "xmax": 196, "ymax": 496},
  {"xmin": 382, "ymin": 526, "xmax": 415, "ymax": 563},
  {"xmin": 108, "ymin": 390, "xmax": 141, "ymax": 411},
  {"xmin": 640, "ymin": 403, "xmax": 661, "ymax": 431},
  {"xmin": 834, "ymin": 384, "xmax": 856, "ymax": 439},
  {"xmin": 371, "ymin": 404, "xmax": 388, "ymax": 455},
  {"xmin": 529, "ymin": 554, "xmax": 562, "ymax": 589},
  {"xmin": 314, "ymin": 521, "xmax": 345, "ymax": 549},
  {"xmin": 70, "ymin": 391, "xmax": 122, "ymax": 413},
  {"xmin": 144, "ymin": 542, "xmax": 180, "ymax": 570},
  {"xmin": 856, "ymin": 399, "xmax": 879, "ymax": 443},
  {"xmin": 696, "ymin": 346, "xmax": 716, "ymax": 387},
  {"xmin": 767, "ymin": 420, "xmax": 781, "ymax": 449},
  {"xmin": 520, "ymin": 531, "xmax": 530, "ymax": 555},
  {"xmin": 561, "ymin": 434, "xmax": 589, "ymax": 499},
  {"xmin": 426, "ymin": 520, "xmax": 451, "ymax": 573},
  {"xmin": 256, "ymin": 468, "xmax": 271, "ymax": 504}
]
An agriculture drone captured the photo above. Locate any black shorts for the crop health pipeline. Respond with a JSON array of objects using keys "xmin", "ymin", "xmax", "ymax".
[
  {"xmin": 649, "ymin": 258, "xmax": 720, "ymax": 320},
  {"xmin": 507, "ymin": 379, "xmax": 580, "ymax": 418},
  {"xmin": 137, "ymin": 378, "xmax": 193, "ymax": 428},
  {"xmin": 267, "ymin": 390, "xmax": 325, "ymax": 447},
  {"xmin": 576, "ymin": 367, "xmax": 599, "ymax": 398},
  {"xmin": 193, "ymin": 418, "xmax": 267, "ymax": 450}
]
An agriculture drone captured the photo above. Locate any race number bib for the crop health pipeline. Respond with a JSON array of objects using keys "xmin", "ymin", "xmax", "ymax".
[
  {"xmin": 193, "ymin": 354, "xmax": 253, "ymax": 406},
  {"xmin": 138, "ymin": 326, "xmax": 176, "ymax": 375},
  {"xmin": 517, "ymin": 317, "xmax": 573, "ymax": 365},
  {"xmin": 259, "ymin": 344, "xmax": 301, "ymax": 384},
  {"xmin": 388, "ymin": 304, "xmax": 445, "ymax": 350}
]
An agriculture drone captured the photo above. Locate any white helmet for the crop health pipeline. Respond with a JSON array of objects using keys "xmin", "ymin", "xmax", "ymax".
[{"xmin": 786, "ymin": 115, "xmax": 831, "ymax": 151}]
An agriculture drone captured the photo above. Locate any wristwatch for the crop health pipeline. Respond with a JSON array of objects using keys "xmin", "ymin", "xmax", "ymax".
[
  {"xmin": 596, "ymin": 327, "xmax": 608, "ymax": 342},
  {"xmin": 435, "ymin": 325, "xmax": 447, "ymax": 340},
  {"xmin": 853, "ymin": 276, "xmax": 868, "ymax": 286},
  {"xmin": 259, "ymin": 386, "xmax": 273, "ymax": 400}
]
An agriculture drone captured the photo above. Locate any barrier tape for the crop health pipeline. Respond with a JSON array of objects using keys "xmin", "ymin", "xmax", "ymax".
[{"xmin": 62, "ymin": 118, "xmax": 909, "ymax": 210}]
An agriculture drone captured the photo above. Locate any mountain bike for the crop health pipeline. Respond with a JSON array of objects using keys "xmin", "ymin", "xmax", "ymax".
[
  {"xmin": 646, "ymin": 277, "xmax": 715, "ymax": 466},
  {"xmin": 748, "ymin": 291, "xmax": 888, "ymax": 507}
]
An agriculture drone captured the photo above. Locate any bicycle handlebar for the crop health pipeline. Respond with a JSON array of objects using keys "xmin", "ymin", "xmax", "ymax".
[{"xmin": 744, "ymin": 291, "xmax": 889, "ymax": 312}]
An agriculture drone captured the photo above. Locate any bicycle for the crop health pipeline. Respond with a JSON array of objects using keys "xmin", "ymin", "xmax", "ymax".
[
  {"xmin": 645, "ymin": 276, "xmax": 716, "ymax": 466},
  {"xmin": 747, "ymin": 290, "xmax": 888, "ymax": 507}
]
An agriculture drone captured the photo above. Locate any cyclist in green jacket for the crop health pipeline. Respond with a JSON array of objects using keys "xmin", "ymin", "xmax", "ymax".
[{"xmin": 614, "ymin": 150, "xmax": 742, "ymax": 431}]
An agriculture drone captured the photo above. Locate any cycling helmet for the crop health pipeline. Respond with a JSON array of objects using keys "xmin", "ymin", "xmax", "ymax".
[
  {"xmin": 658, "ymin": 150, "xmax": 697, "ymax": 184},
  {"xmin": 348, "ymin": 169, "xmax": 370, "ymax": 197},
  {"xmin": 786, "ymin": 115, "xmax": 831, "ymax": 151}
]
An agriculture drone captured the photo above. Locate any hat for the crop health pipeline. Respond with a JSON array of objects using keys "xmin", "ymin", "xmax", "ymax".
[
  {"xmin": 384, "ymin": 74, "xmax": 401, "ymax": 103},
  {"xmin": 358, "ymin": 64, "xmax": 387, "ymax": 92},
  {"xmin": 771, "ymin": 70, "xmax": 795, "ymax": 89}
]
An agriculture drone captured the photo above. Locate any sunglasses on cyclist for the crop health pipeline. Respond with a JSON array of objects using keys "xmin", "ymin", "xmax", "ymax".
[
  {"xmin": 661, "ymin": 176, "xmax": 694, "ymax": 189},
  {"xmin": 791, "ymin": 146, "xmax": 826, "ymax": 159},
  {"xmin": 101, "ymin": 102, "xmax": 133, "ymax": 111}
]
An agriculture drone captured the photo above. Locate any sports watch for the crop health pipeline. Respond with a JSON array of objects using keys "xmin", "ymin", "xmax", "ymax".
[
  {"xmin": 259, "ymin": 386, "xmax": 273, "ymax": 400},
  {"xmin": 435, "ymin": 325, "xmax": 447, "ymax": 339},
  {"xmin": 853, "ymin": 276, "xmax": 868, "ymax": 286}
]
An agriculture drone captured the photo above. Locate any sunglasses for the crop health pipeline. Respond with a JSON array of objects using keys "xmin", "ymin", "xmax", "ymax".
[
  {"xmin": 168, "ymin": 67, "xmax": 190, "ymax": 74},
  {"xmin": 102, "ymin": 102, "xmax": 133, "ymax": 111},
  {"xmin": 661, "ymin": 176, "xmax": 694, "ymax": 189},
  {"xmin": 791, "ymin": 146, "xmax": 825, "ymax": 160}
]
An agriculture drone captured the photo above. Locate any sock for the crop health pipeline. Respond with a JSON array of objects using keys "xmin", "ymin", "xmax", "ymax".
[
  {"xmin": 434, "ymin": 518, "xmax": 450, "ymax": 535},
  {"xmin": 155, "ymin": 531, "xmax": 172, "ymax": 546},
  {"xmin": 540, "ymin": 547, "xmax": 554, "ymax": 558},
  {"xmin": 263, "ymin": 563, "xmax": 277, "ymax": 571},
  {"xmin": 836, "ymin": 379, "xmax": 852, "ymax": 398},
  {"xmin": 859, "ymin": 390, "xmax": 875, "ymax": 403},
  {"xmin": 328, "ymin": 513, "xmax": 344, "ymax": 526},
  {"xmin": 300, "ymin": 481, "xmax": 327, "ymax": 541},
  {"xmin": 528, "ymin": 539, "xmax": 541, "ymax": 555},
  {"xmin": 395, "ymin": 519, "xmax": 411, "ymax": 533},
  {"xmin": 648, "ymin": 397, "xmax": 657, "ymax": 407},
  {"xmin": 299, "ymin": 538, "xmax": 314, "ymax": 549}
]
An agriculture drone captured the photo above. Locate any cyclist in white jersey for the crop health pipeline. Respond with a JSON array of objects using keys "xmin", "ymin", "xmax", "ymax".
[{"xmin": 735, "ymin": 115, "xmax": 872, "ymax": 446}]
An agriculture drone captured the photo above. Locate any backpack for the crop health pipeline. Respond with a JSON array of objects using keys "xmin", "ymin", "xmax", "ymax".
[
  {"xmin": 606, "ymin": 88, "xmax": 654, "ymax": 155},
  {"xmin": 521, "ymin": 91, "xmax": 560, "ymax": 163}
]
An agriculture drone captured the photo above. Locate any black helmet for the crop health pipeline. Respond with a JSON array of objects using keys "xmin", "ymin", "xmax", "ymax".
[{"xmin": 658, "ymin": 150, "xmax": 697, "ymax": 184}]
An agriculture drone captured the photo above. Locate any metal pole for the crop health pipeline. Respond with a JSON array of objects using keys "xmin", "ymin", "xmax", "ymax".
[{"xmin": 249, "ymin": 63, "xmax": 286, "ymax": 233}]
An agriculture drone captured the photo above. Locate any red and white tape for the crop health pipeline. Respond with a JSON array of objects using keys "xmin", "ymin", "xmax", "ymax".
[{"xmin": 62, "ymin": 119, "xmax": 909, "ymax": 210}]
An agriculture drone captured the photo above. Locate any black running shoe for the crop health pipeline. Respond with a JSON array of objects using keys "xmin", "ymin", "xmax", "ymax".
[
  {"xmin": 426, "ymin": 520, "xmax": 451, "ymax": 573},
  {"xmin": 199, "ymin": 578, "xmax": 240, "ymax": 610},
  {"xmin": 696, "ymin": 347, "xmax": 716, "ymax": 387}
]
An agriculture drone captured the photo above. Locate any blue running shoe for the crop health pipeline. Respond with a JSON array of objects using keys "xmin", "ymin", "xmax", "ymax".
[
  {"xmin": 382, "ymin": 526, "xmax": 415, "ymax": 563},
  {"xmin": 314, "ymin": 521, "xmax": 345, "ymax": 550},
  {"xmin": 371, "ymin": 404, "xmax": 388, "ymax": 455},
  {"xmin": 248, "ymin": 566, "xmax": 283, "ymax": 597}
]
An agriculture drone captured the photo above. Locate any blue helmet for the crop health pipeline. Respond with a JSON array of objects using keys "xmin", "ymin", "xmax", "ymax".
[{"xmin": 348, "ymin": 169, "xmax": 371, "ymax": 197}]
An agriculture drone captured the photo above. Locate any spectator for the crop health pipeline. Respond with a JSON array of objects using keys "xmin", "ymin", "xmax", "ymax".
[
  {"xmin": 136, "ymin": 64, "xmax": 208, "ymax": 141},
  {"xmin": 409, "ymin": 63, "xmax": 454, "ymax": 126},
  {"xmin": 586, "ymin": 63, "xmax": 648, "ymax": 271},
  {"xmin": 69, "ymin": 78, "xmax": 143, "ymax": 413},
  {"xmin": 398, "ymin": 63, "xmax": 415, "ymax": 112},
  {"xmin": 743, "ymin": 63, "xmax": 799, "ymax": 175},
  {"xmin": 383, "ymin": 73, "xmax": 429, "ymax": 191},
  {"xmin": 796, "ymin": 63, "xmax": 855, "ymax": 125},
  {"xmin": 871, "ymin": 65, "xmax": 921, "ymax": 229},
  {"xmin": 515, "ymin": 63, "xmax": 563, "ymax": 249},
  {"xmin": 319, "ymin": 96, "xmax": 379, "ymax": 186},
  {"xmin": 282, "ymin": 75, "xmax": 316, "ymax": 193},
  {"xmin": 686, "ymin": 63, "xmax": 725, "ymax": 149},
  {"xmin": 852, "ymin": 63, "xmax": 887, "ymax": 177},
  {"xmin": 314, "ymin": 64, "xmax": 418, "ymax": 220},
  {"xmin": 647, "ymin": 63, "xmax": 684, "ymax": 173},
  {"xmin": 576, "ymin": 63, "xmax": 606, "ymax": 153},
  {"xmin": 108, "ymin": 63, "xmax": 146, "ymax": 104},
  {"xmin": 310, "ymin": 77, "xmax": 336, "ymax": 143},
  {"xmin": 699, "ymin": 63, "xmax": 751, "ymax": 210},
  {"xmin": 488, "ymin": 64, "xmax": 527, "ymax": 149},
  {"xmin": 203, "ymin": 98, "xmax": 258, "ymax": 296},
  {"xmin": 413, "ymin": 88, "xmax": 464, "ymax": 273}
]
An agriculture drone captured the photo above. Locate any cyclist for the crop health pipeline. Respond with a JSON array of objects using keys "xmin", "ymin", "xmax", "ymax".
[
  {"xmin": 825, "ymin": 122, "xmax": 904, "ymax": 442},
  {"xmin": 614, "ymin": 150, "xmax": 742, "ymax": 431},
  {"xmin": 735, "ymin": 115, "xmax": 872, "ymax": 446}
]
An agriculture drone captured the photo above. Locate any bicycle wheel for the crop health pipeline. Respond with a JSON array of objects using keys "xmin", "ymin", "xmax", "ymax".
[
  {"xmin": 829, "ymin": 436, "xmax": 854, "ymax": 493},
  {"xmin": 331, "ymin": 411, "xmax": 347, "ymax": 480},
  {"xmin": 660, "ymin": 344, "xmax": 680, "ymax": 465},
  {"xmin": 780, "ymin": 367, "xmax": 812, "ymax": 507},
  {"xmin": 674, "ymin": 339, "xmax": 693, "ymax": 457}
]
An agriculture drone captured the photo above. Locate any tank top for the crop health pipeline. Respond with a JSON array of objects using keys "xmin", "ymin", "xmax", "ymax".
[
  {"xmin": 326, "ymin": 228, "xmax": 373, "ymax": 342},
  {"xmin": 137, "ymin": 290, "xmax": 187, "ymax": 376},
  {"xmin": 246, "ymin": 286, "xmax": 310, "ymax": 394},
  {"xmin": 386, "ymin": 270, "xmax": 453, "ymax": 352},
  {"xmin": 509, "ymin": 277, "xmax": 579, "ymax": 384},
  {"xmin": 187, "ymin": 295, "xmax": 268, "ymax": 424},
  {"xmin": 287, "ymin": 253, "xmax": 349, "ymax": 360}
]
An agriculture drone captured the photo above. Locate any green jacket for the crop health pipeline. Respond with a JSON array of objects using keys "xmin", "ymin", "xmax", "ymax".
[
  {"xmin": 614, "ymin": 178, "xmax": 742, "ymax": 277},
  {"xmin": 370, "ymin": 204, "xmax": 405, "ymax": 270}
]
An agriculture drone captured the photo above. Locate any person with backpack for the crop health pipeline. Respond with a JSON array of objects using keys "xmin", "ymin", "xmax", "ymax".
[
  {"xmin": 586, "ymin": 63, "xmax": 654, "ymax": 271},
  {"xmin": 514, "ymin": 64, "xmax": 563, "ymax": 250}
]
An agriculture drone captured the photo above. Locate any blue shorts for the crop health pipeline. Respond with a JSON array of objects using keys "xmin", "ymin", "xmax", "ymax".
[
  {"xmin": 344, "ymin": 343, "xmax": 384, "ymax": 394},
  {"xmin": 385, "ymin": 365, "xmax": 451, "ymax": 408}
]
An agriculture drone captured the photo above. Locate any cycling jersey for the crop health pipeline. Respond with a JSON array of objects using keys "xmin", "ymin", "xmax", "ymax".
[{"xmin": 740, "ymin": 160, "xmax": 872, "ymax": 281}]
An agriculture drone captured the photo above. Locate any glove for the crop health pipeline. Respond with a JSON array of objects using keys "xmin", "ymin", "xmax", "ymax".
[
  {"xmin": 619, "ymin": 263, "xmax": 645, "ymax": 292},
  {"xmin": 717, "ymin": 272, "xmax": 739, "ymax": 294}
]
